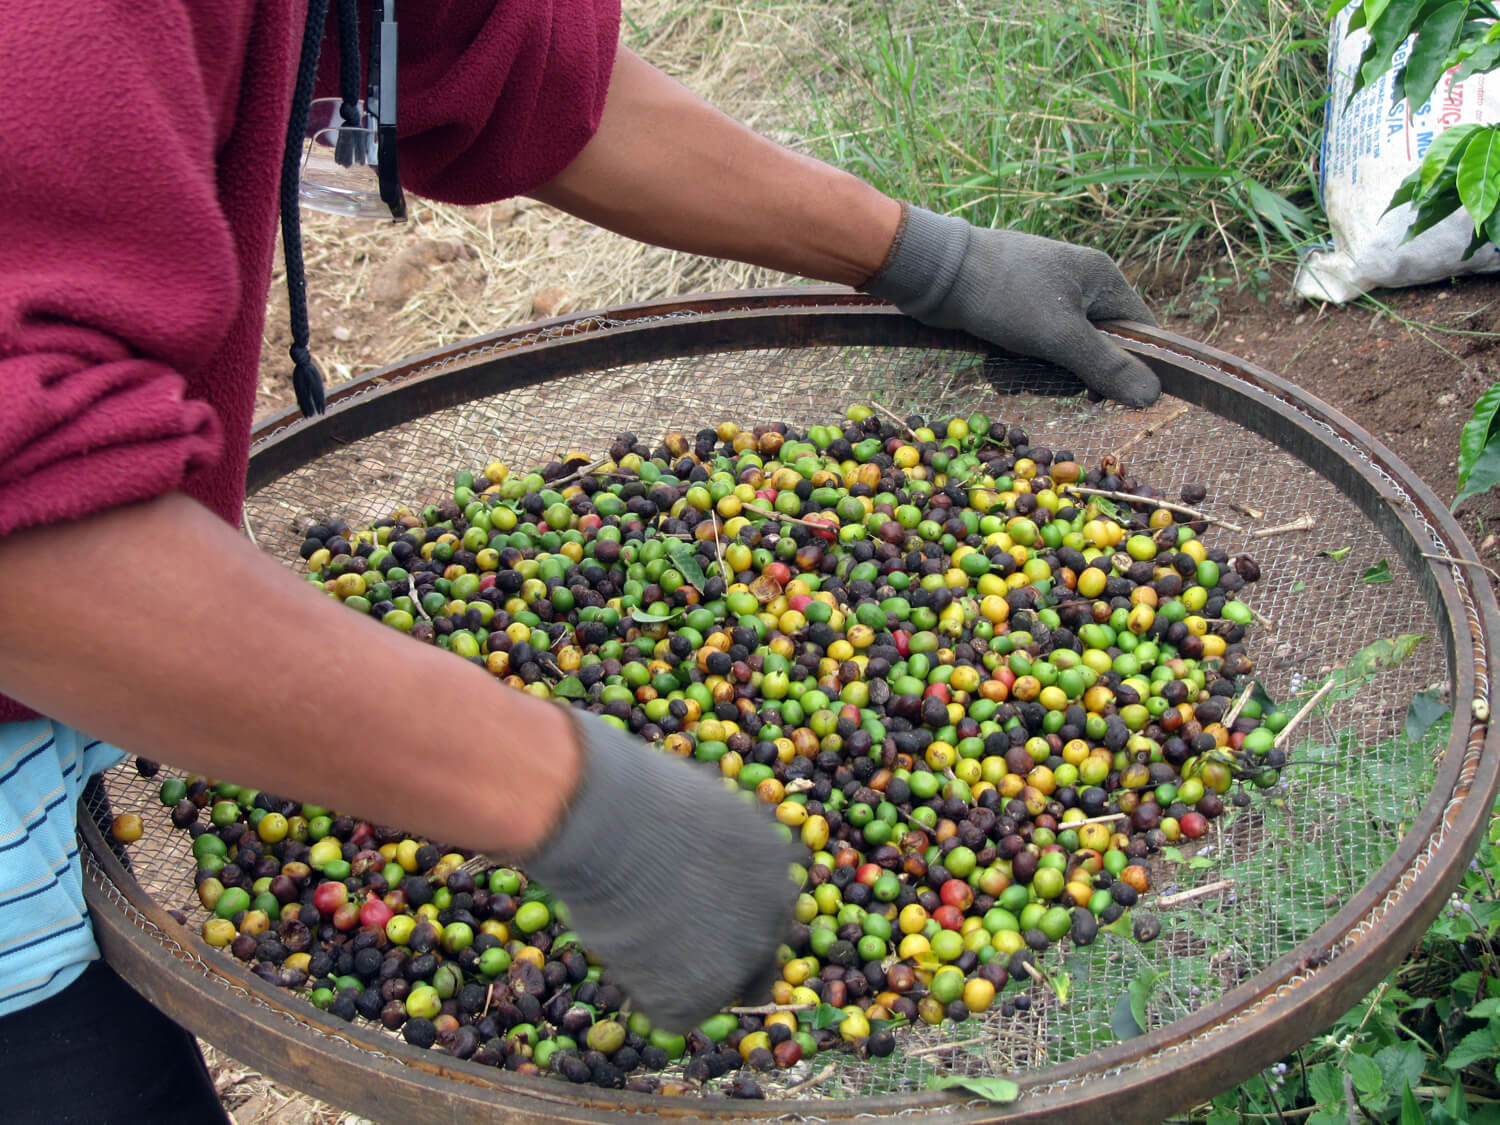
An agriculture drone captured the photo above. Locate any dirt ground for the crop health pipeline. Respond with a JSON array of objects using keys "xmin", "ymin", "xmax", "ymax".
[{"xmin": 1142, "ymin": 259, "xmax": 1500, "ymax": 548}]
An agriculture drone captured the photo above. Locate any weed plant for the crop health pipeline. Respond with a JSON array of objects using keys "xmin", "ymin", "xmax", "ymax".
[
  {"xmin": 1173, "ymin": 792, "xmax": 1500, "ymax": 1123},
  {"xmin": 776, "ymin": 0, "xmax": 1327, "ymax": 278}
]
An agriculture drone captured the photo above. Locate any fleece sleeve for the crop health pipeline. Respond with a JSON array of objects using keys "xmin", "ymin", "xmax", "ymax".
[
  {"xmin": 390, "ymin": 0, "xmax": 621, "ymax": 205},
  {"xmin": 0, "ymin": 2, "xmax": 243, "ymax": 540}
]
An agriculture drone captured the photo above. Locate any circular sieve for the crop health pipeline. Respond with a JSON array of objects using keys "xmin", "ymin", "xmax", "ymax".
[{"xmin": 80, "ymin": 290, "xmax": 1499, "ymax": 1124}]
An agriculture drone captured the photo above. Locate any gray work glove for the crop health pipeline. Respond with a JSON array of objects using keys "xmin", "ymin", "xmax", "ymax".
[
  {"xmin": 862, "ymin": 204, "xmax": 1161, "ymax": 407},
  {"xmin": 521, "ymin": 710, "xmax": 798, "ymax": 1033}
]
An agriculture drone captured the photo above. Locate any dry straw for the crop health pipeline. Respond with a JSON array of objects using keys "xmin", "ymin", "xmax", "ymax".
[{"xmin": 255, "ymin": 0, "xmax": 826, "ymax": 423}]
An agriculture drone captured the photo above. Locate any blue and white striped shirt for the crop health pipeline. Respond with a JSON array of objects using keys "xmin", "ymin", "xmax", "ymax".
[{"xmin": 0, "ymin": 719, "xmax": 125, "ymax": 1014}]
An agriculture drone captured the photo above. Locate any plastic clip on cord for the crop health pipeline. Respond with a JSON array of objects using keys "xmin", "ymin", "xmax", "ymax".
[
  {"xmin": 366, "ymin": 0, "xmax": 406, "ymax": 223},
  {"xmin": 300, "ymin": 0, "xmax": 406, "ymax": 222}
]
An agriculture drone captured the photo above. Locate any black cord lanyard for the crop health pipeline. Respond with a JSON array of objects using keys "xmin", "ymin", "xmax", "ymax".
[{"xmin": 279, "ymin": 0, "xmax": 405, "ymax": 418}]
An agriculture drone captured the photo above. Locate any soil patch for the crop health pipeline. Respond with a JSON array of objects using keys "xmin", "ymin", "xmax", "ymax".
[{"xmin": 1141, "ymin": 260, "xmax": 1500, "ymax": 557}]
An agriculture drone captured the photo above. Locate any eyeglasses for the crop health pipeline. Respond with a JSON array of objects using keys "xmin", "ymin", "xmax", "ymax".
[{"xmin": 299, "ymin": 0, "xmax": 406, "ymax": 221}]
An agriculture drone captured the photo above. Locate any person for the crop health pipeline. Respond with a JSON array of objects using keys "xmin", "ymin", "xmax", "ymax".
[{"xmin": 0, "ymin": 1, "xmax": 1158, "ymax": 1119}]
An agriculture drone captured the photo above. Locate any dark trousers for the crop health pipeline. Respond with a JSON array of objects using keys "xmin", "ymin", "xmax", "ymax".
[{"xmin": 0, "ymin": 959, "xmax": 229, "ymax": 1124}]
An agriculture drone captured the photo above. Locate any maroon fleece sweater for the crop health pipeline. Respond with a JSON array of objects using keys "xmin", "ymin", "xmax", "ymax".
[{"xmin": 0, "ymin": 0, "xmax": 619, "ymax": 723}]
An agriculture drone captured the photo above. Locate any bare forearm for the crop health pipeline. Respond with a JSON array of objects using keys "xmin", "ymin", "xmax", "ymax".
[
  {"xmin": 530, "ymin": 47, "xmax": 902, "ymax": 287},
  {"xmin": 0, "ymin": 493, "xmax": 578, "ymax": 857}
]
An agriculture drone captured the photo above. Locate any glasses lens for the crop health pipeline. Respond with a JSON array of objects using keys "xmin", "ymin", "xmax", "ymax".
[{"xmin": 299, "ymin": 101, "xmax": 394, "ymax": 220}]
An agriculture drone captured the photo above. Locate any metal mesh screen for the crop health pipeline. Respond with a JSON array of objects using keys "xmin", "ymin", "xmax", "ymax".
[{"xmin": 84, "ymin": 324, "xmax": 1459, "ymax": 1107}]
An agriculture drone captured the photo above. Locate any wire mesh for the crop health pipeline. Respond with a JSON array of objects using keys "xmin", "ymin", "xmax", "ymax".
[{"xmin": 83, "ymin": 314, "xmax": 1470, "ymax": 1112}]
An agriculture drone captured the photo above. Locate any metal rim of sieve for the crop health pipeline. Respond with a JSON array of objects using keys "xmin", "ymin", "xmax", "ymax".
[{"xmin": 80, "ymin": 290, "xmax": 1500, "ymax": 1124}]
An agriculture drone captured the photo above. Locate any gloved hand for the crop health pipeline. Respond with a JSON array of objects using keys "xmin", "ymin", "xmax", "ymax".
[
  {"xmin": 861, "ymin": 204, "xmax": 1161, "ymax": 407},
  {"xmin": 520, "ymin": 709, "xmax": 799, "ymax": 1033}
]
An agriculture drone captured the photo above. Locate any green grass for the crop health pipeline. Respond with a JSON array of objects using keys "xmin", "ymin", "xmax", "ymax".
[{"xmin": 764, "ymin": 0, "xmax": 1328, "ymax": 279}]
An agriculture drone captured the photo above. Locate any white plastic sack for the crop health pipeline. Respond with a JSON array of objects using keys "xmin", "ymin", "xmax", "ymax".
[{"xmin": 1293, "ymin": 11, "xmax": 1500, "ymax": 303}]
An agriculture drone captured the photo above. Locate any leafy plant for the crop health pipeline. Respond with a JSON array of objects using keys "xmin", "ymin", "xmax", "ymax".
[
  {"xmin": 1456, "ymin": 381, "xmax": 1500, "ymax": 507},
  {"xmin": 1331, "ymin": 0, "xmax": 1500, "ymax": 113},
  {"xmin": 1174, "ymin": 786, "xmax": 1500, "ymax": 1124},
  {"xmin": 1111, "ymin": 967, "xmax": 1166, "ymax": 1040},
  {"xmin": 1327, "ymin": 1, "xmax": 1500, "ymax": 261},
  {"xmin": 1162, "ymin": 266, "xmax": 1265, "ymax": 325},
  {"xmin": 924, "ymin": 1074, "xmax": 1021, "ymax": 1102}
]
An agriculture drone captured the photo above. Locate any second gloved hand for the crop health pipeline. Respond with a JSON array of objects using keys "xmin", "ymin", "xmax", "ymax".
[
  {"xmin": 862, "ymin": 205, "xmax": 1161, "ymax": 407},
  {"xmin": 520, "ymin": 710, "xmax": 799, "ymax": 1033}
]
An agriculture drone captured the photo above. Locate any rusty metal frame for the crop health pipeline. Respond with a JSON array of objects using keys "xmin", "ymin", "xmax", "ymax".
[{"xmin": 83, "ymin": 290, "xmax": 1500, "ymax": 1124}]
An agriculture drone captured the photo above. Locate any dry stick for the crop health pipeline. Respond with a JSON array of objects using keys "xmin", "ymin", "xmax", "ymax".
[
  {"xmin": 1250, "ymin": 514, "xmax": 1316, "ymax": 538},
  {"xmin": 893, "ymin": 804, "xmax": 932, "ymax": 829},
  {"xmin": 1421, "ymin": 551, "xmax": 1500, "ymax": 584},
  {"xmin": 410, "ymin": 586, "xmax": 432, "ymax": 622},
  {"xmin": 782, "ymin": 1064, "xmax": 837, "ymax": 1097},
  {"xmin": 1222, "ymin": 682, "xmax": 1257, "ymax": 728},
  {"xmin": 869, "ymin": 400, "xmax": 918, "ymax": 440},
  {"xmin": 710, "ymin": 512, "xmax": 728, "ymax": 582},
  {"xmin": 242, "ymin": 512, "xmax": 260, "ymax": 550},
  {"xmin": 741, "ymin": 502, "xmax": 835, "ymax": 532},
  {"xmin": 1263, "ymin": 1071, "xmax": 1295, "ymax": 1125},
  {"xmin": 1068, "ymin": 811, "xmax": 1129, "ymax": 828},
  {"xmin": 1273, "ymin": 678, "xmax": 1338, "ymax": 751},
  {"xmin": 1111, "ymin": 402, "xmax": 1192, "ymax": 460},
  {"xmin": 1019, "ymin": 959, "xmax": 1071, "ymax": 1005},
  {"xmin": 1063, "ymin": 486, "xmax": 1245, "ymax": 534},
  {"xmin": 1020, "ymin": 962, "xmax": 1051, "ymax": 991},
  {"xmin": 1229, "ymin": 501, "xmax": 1265, "ymax": 520},
  {"xmin": 408, "ymin": 564, "xmax": 434, "ymax": 623},
  {"xmin": 548, "ymin": 455, "xmax": 611, "ymax": 490},
  {"xmin": 1154, "ymin": 879, "xmax": 1235, "ymax": 909},
  {"xmin": 905, "ymin": 1035, "xmax": 990, "ymax": 1059},
  {"xmin": 1214, "ymin": 1108, "xmax": 1319, "ymax": 1122},
  {"xmin": 1349, "ymin": 979, "xmax": 1391, "ymax": 1043},
  {"xmin": 852, "ymin": 795, "xmax": 928, "ymax": 830},
  {"xmin": 1343, "ymin": 1071, "xmax": 1365, "ymax": 1125},
  {"xmin": 1246, "ymin": 604, "xmax": 1277, "ymax": 632},
  {"xmin": 726, "ymin": 1002, "xmax": 815, "ymax": 1016},
  {"xmin": 1412, "ymin": 1086, "xmax": 1500, "ymax": 1106}
]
